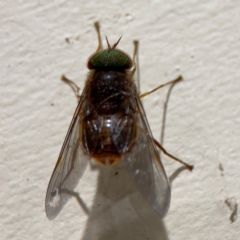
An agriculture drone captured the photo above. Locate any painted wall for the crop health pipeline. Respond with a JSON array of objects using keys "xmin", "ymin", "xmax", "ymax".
[{"xmin": 1, "ymin": 1, "xmax": 239, "ymax": 239}]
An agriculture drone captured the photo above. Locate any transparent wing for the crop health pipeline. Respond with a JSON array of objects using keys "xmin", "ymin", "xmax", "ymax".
[
  {"xmin": 45, "ymin": 96, "xmax": 90, "ymax": 220},
  {"xmin": 123, "ymin": 90, "xmax": 171, "ymax": 217}
]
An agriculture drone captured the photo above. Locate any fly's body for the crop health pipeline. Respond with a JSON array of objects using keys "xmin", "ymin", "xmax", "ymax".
[
  {"xmin": 45, "ymin": 22, "xmax": 193, "ymax": 221},
  {"xmin": 82, "ymin": 69, "xmax": 136, "ymax": 165}
]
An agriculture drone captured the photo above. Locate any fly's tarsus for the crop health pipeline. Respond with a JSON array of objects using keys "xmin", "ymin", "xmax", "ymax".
[
  {"xmin": 61, "ymin": 75, "xmax": 81, "ymax": 99},
  {"xmin": 154, "ymin": 138, "xmax": 194, "ymax": 171},
  {"xmin": 140, "ymin": 75, "xmax": 183, "ymax": 99}
]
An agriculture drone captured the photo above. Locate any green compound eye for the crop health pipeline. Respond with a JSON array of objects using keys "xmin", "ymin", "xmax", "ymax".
[{"xmin": 88, "ymin": 49, "xmax": 132, "ymax": 69}]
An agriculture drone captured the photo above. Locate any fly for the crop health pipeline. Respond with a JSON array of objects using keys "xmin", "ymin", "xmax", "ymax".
[{"xmin": 45, "ymin": 22, "xmax": 193, "ymax": 220}]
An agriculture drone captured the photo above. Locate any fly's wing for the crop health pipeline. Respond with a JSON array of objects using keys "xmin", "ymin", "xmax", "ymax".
[
  {"xmin": 123, "ymin": 90, "xmax": 171, "ymax": 217},
  {"xmin": 45, "ymin": 94, "xmax": 90, "ymax": 220}
]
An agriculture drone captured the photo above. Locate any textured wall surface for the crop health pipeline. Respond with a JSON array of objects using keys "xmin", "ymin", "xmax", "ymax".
[{"xmin": 1, "ymin": 1, "xmax": 239, "ymax": 239}]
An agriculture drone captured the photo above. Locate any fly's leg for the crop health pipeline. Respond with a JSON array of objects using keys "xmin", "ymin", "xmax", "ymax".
[
  {"xmin": 61, "ymin": 75, "xmax": 81, "ymax": 100},
  {"xmin": 61, "ymin": 21, "xmax": 102, "ymax": 99},
  {"xmin": 153, "ymin": 138, "xmax": 194, "ymax": 171},
  {"xmin": 94, "ymin": 21, "xmax": 103, "ymax": 53},
  {"xmin": 141, "ymin": 75, "xmax": 192, "ymax": 170},
  {"xmin": 131, "ymin": 40, "xmax": 141, "ymax": 93},
  {"xmin": 130, "ymin": 39, "xmax": 181, "ymax": 96},
  {"xmin": 140, "ymin": 76, "xmax": 183, "ymax": 99},
  {"xmin": 130, "ymin": 40, "xmax": 138, "ymax": 77}
]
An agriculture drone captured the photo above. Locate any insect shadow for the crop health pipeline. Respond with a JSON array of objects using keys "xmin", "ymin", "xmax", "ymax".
[{"xmin": 80, "ymin": 162, "xmax": 168, "ymax": 240}]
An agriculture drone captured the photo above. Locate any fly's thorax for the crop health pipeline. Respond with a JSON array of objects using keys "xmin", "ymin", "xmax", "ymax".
[
  {"xmin": 86, "ymin": 70, "xmax": 132, "ymax": 114},
  {"xmin": 87, "ymin": 49, "xmax": 133, "ymax": 70}
]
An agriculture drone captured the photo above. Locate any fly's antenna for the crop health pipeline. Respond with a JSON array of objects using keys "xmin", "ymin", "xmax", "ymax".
[
  {"xmin": 106, "ymin": 36, "xmax": 111, "ymax": 49},
  {"xmin": 112, "ymin": 36, "xmax": 122, "ymax": 49},
  {"xmin": 105, "ymin": 36, "xmax": 122, "ymax": 49}
]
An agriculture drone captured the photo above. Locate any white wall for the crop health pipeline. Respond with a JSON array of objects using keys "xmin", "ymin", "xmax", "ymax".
[{"xmin": 1, "ymin": 1, "xmax": 239, "ymax": 239}]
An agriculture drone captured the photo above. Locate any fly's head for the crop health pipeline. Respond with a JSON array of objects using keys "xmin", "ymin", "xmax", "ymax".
[{"xmin": 87, "ymin": 37, "xmax": 133, "ymax": 70}]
